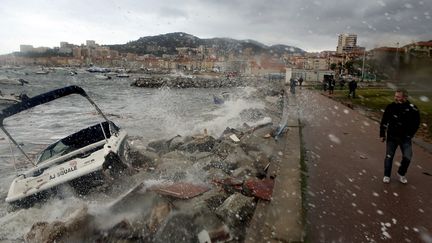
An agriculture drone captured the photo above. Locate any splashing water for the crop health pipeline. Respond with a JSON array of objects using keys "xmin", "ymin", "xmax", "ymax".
[{"xmin": 0, "ymin": 69, "xmax": 270, "ymax": 241}]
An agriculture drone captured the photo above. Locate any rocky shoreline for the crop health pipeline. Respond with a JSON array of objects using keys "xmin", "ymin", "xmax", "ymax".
[
  {"xmin": 24, "ymin": 82, "xmax": 288, "ymax": 242},
  {"xmin": 131, "ymin": 75, "xmax": 257, "ymax": 88}
]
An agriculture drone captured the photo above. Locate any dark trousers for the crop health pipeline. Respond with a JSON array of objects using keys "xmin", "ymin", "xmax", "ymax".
[
  {"xmin": 384, "ymin": 137, "xmax": 413, "ymax": 177},
  {"xmin": 349, "ymin": 89, "xmax": 356, "ymax": 98}
]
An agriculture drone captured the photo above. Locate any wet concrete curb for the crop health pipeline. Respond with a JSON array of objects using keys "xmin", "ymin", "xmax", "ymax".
[{"xmin": 245, "ymin": 95, "xmax": 304, "ymax": 242}]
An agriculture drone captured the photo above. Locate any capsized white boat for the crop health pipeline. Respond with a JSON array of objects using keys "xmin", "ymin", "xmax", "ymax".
[
  {"xmin": 0, "ymin": 94, "xmax": 20, "ymax": 104},
  {"xmin": 0, "ymin": 76, "xmax": 28, "ymax": 85},
  {"xmin": 0, "ymin": 85, "xmax": 130, "ymax": 207},
  {"xmin": 35, "ymin": 70, "xmax": 49, "ymax": 75},
  {"xmin": 95, "ymin": 74, "xmax": 111, "ymax": 80}
]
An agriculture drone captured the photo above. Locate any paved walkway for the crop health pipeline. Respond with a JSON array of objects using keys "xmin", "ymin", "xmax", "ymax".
[
  {"xmin": 245, "ymin": 88, "xmax": 303, "ymax": 242},
  {"xmin": 245, "ymin": 88, "xmax": 432, "ymax": 242},
  {"xmin": 299, "ymin": 89, "xmax": 432, "ymax": 242}
]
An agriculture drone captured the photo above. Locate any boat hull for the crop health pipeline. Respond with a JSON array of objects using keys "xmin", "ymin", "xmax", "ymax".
[{"xmin": 5, "ymin": 130, "xmax": 129, "ymax": 204}]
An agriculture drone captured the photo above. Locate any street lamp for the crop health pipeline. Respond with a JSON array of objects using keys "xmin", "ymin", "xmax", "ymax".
[
  {"xmin": 395, "ymin": 42, "xmax": 400, "ymax": 81},
  {"xmin": 361, "ymin": 48, "xmax": 366, "ymax": 81}
]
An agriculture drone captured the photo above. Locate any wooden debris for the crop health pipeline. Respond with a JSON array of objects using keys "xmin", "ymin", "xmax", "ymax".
[{"xmin": 149, "ymin": 182, "xmax": 210, "ymax": 199}]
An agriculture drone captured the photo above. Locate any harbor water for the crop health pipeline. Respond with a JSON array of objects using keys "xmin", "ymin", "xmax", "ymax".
[{"xmin": 0, "ymin": 67, "xmax": 272, "ymax": 241}]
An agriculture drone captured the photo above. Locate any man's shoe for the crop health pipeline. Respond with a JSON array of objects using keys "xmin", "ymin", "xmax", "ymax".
[
  {"xmin": 397, "ymin": 173, "xmax": 408, "ymax": 184},
  {"xmin": 383, "ymin": 176, "xmax": 390, "ymax": 183}
]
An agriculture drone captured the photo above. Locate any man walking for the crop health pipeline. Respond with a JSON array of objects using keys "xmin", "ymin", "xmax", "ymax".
[
  {"xmin": 348, "ymin": 78, "xmax": 357, "ymax": 98},
  {"xmin": 289, "ymin": 77, "xmax": 297, "ymax": 94},
  {"xmin": 298, "ymin": 77, "xmax": 303, "ymax": 89},
  {"xmin": 380, "ymin": 89, "xmax": 420, "ymax": 184},
  {"xmin": 328, "ymin": 77, "xmax": 335, "ymax": 95}
]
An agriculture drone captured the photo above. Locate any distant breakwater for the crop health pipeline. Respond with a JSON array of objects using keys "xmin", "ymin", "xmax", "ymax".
[{"xmin": 131, "ymin": 75, "xmax": 248, "ymax": 88}]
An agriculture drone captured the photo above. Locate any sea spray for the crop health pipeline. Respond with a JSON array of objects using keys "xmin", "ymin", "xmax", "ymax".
[{"xmin": 198, "ymin": 98, "xmax": 265, "ymax": 137}]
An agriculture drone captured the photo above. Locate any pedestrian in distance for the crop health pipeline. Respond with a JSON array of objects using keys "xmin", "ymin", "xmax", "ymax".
[
  {"xmin": 277, "ymin": 88, "xmax": 285, "ymax": 112},
  {"xmin": 289, "ymin": 78, "xmax": 296, "ymax": 94},
  {"xmin": 348, "ymin": 79, "xmax": 357, "ymax": 98},
  {"xmin": 322, "ymin": 78, "xmax": 327, "ymax": 92},
  {"xmin": 380, "ymin": 89, "xmax": 420, "ymax": 184},
  {"xmin": 298, "ymin": 77, "xmax": 303, "ymax": 89},
  {"xmin": 328, "ymin": 77, "xmax": 335, "ymax": 95}
]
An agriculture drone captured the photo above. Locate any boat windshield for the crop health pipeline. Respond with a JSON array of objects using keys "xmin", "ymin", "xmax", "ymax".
[
  {"xmin": 35, "ymin": 121, "xmax": 114, "ymax": 164},
  {"xmin": 36, "ymin": 140, "xmax": 71, "ymax": 163}
]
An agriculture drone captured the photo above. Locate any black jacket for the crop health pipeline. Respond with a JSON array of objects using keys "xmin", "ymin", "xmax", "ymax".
[
  {"xmin": 380, "ymin": 100, "xmax": 420, "ymax": 139},
  {"xmin": 348, "ymin": 80, "xmax": 357, "ymax": 90}
]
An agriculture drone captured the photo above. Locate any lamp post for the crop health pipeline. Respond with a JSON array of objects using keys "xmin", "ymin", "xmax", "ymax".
[
  {"xmin": 361, "ymin": 48, "xmax": 366, "ymax": 81},
  {"xmin": 396, "ymin": 42, "xmax": 399, "ymax": 57},
  {"xmin": 395, "ymin": 42, "xmax": 399, "ymax": 81}
]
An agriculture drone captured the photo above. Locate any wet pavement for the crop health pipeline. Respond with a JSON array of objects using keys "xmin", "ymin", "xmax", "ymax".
[
  {"xmin": 245, "ymin": 91, "xmax": 303, "ymax": 243},
  {"xmin": 299, "ymin": 89, "xmax": 432, "ymax": 242}
]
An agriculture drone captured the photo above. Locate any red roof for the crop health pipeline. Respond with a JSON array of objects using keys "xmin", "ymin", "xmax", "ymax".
[
  {"xmin": 414, "ymin": 41, "xmax": 432, "ymax": 47},
  {"xmin": 371, "ymin": 47, "xmax": 398, "ymax": 52}
]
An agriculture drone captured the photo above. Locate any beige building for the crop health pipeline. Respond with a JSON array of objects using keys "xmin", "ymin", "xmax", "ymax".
[
  {"xmin": 337, "ymin": 33, "xmax": 357, "ymax": 54},
  {"xmin": 86, "ymin": 40, "xmax": 97, "ymax": 48},
  {"xmin": 19, "ymin": 45, "xmax": 49, "ymax": 53},
  {"xmin": 291, "ymin": 68, "xmax": 334, "ymax": 82},
  {"xmin": 304, "ymin": 58, "xmax": 328, "ymax": 70},
  {"xmin": 20, "ymin": 45, "xmax": 34, "ymax": 53},
  {"xmin": 403, "ymin": 41, "xmax": 432, "ymax": 57},
  {"xmin": 328, "ymin": 55, "xmax": 345, "ymax": 66}
]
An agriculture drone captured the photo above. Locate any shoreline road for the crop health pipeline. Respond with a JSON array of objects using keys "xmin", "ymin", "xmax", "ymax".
[{"xmin": 298, "ymin": 89, "xmax": 432, "ymax": 242}]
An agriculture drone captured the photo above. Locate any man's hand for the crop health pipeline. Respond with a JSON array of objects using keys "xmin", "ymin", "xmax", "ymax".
[{"xmin": 380, "ymin": 137, "xmax": 386, "ymax": 142}]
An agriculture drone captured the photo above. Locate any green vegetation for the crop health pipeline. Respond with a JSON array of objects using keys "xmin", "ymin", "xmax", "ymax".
[{"xmin": 331, "ymin": 86, "xmax": 432, "ymax": 140}]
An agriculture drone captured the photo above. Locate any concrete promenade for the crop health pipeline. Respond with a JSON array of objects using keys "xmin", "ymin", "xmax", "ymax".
[
  {"xmin": 246, "ymin": 89, "xmax": 304, "ymax": 242},
  {"xmin": 247, "ymin": 88, "xmax": 432, "ymax": 242}
]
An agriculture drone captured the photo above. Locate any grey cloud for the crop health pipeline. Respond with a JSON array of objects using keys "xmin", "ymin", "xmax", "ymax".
[
  {"xmin": 0, "ymin": 0, "xmax": 431, "ymax": 54},
  {"xmin": 155, "ymin": 6, "xmax": 189, "ymax": 20}
]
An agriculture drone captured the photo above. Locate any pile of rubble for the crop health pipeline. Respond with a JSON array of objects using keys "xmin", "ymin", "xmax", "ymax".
[{"xmin": 24, "ymin": 117, "xmax": 288, "ymax": 242}]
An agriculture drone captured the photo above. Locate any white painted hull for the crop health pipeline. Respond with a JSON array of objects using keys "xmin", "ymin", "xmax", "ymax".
[{"xmin": 5, "ymin": 130, "xmax": 128, "ymax": 203}]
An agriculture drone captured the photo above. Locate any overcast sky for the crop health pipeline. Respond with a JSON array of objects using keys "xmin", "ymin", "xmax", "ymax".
[{"xmin": 0, "ymin": 0, "xmax": 431, "ymax": 54}]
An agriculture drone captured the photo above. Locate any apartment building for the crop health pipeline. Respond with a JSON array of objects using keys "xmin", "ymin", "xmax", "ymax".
[
  {"xmin": 336, "ymin": 33, "xmax": 357, "ymax": 54},
  {"xmin": 305, "ymin": 58, "xmax": 329, "ymax": 70},
  {"xmin": 59, "ymin": 42, "xmax": 74, "ymax": 54},
  {"xmin": 19, "ymin": 45, "xmax": 34, "ymax": 53},
  {"xmin": 19, "ymin": 44, "xmax": 49, "ymax": 53}
]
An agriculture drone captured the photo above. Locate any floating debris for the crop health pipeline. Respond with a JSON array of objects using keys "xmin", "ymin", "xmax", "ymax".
[
  {"xmin": 229, "ymin": 134, "xmax": 240, "ymax": 142},
  {"xmin": 149, "ymin": 182, "xmax": 210, "ymax": 199}
]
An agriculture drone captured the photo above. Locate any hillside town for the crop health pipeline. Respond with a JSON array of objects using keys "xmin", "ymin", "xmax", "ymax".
[{"xmin": 1, "ymin": 33, "xmax": 431, "ymax": 83}]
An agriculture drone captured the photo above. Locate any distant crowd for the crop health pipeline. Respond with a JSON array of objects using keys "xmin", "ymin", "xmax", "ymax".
[
  {"xmin": 322, "ymin": 75, "xmax": 358, "ymax": 98},
  {"xmin": 285, "ymin": 74, "xmax": 358, "ymax": 98}
]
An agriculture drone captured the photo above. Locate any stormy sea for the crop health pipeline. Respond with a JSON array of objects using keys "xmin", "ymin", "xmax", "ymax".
[{"xmin": 0, "ymin": 67, "xmax": 283, "ymax": 242}]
